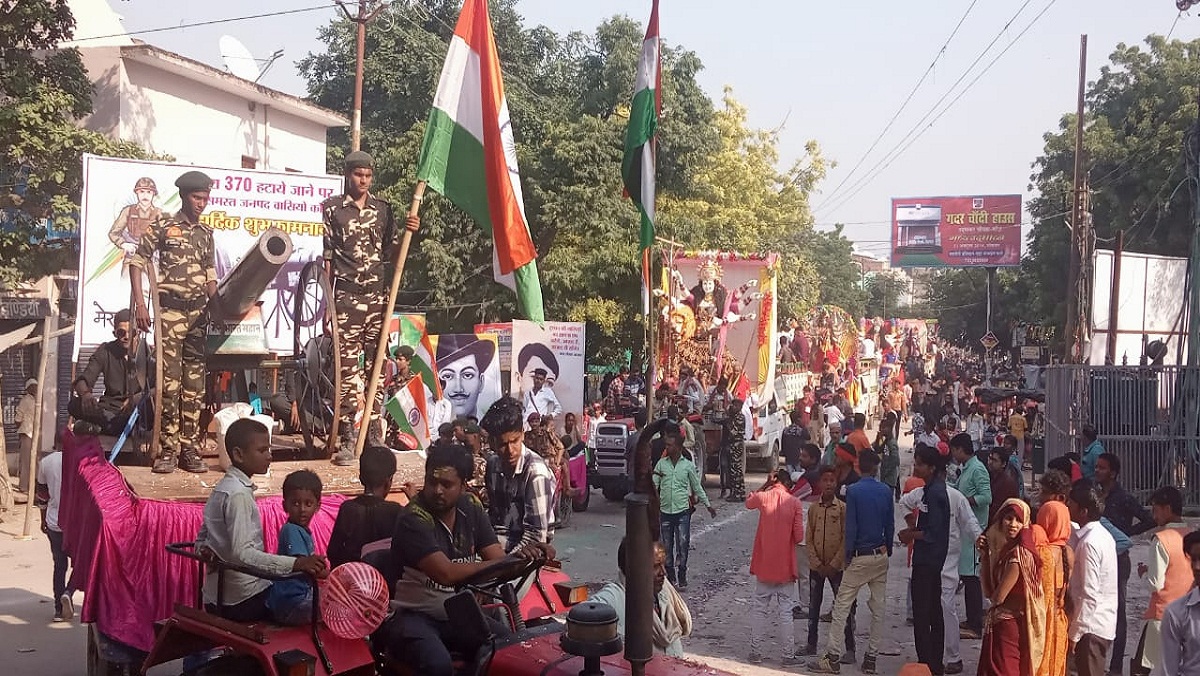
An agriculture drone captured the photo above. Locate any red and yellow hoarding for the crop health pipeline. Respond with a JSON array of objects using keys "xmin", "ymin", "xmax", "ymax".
[{"xmin": 890, "ymin": 194, "xmax": 1022, "ymax": 268}]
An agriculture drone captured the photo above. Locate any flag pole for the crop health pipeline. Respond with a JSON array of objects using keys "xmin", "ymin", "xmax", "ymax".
[
  {"xmin": 645, "ymin": 247, "xmax": 656, "ymax": 421},
  {"xmin": 354, "ymin": 181, "xmax": 426, "ymax": 457}
]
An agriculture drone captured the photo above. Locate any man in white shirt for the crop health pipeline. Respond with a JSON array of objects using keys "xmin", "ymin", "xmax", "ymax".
[
  {"xmin": 1067, "ymin": 480, "xmax": 1120, "ymax": 676},
  {"xmin": 900, "ymin": 469, "xmax": 981, "ymax": 674},
  {"xmin": 822, "ymin": 400, "xmax": 845, "ymax": 429},
  {"xmin": 522, "ymin": 368, "xmax": 562, "ymax": 430},
  {"xmin": 36, "ymin": 448, "xmax": 74, "ymax": 621},
  {"xmin": 1153, "ymin": 529, "xmax": 1200, "ymax": 676}
]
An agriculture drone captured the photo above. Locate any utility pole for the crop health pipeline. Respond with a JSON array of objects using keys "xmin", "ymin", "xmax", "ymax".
[
  {"xmin": 338, "ymin": 1, "xmax": 390, "ymax": 151},
  {"xmin": 1064, "ymin": 35, "xmax": 1088, "ymax": 363},
  {"xmin": 1105, "ymin": 230, "xmax": 1124, "ymax": 365}
]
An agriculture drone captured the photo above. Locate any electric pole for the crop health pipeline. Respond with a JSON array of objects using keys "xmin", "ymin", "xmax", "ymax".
[
  {"xmin": 338, "ymin": 1, "xmax": 390, "ymax": 151},
  {"xmin": 1064, "ymin": 35, "xmax": 1088, "ymax": 363}
]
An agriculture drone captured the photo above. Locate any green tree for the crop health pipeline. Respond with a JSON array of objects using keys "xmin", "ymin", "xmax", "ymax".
[
  {"xmin": 299, "ymin": 4, "xmax": 725, "ymax": 364},
  {"xmin": 0, "ymin": 0, "xmax": 160, "ymax": 288},
  {"xmin": 797, "ymin": 224, "xmax": 867, "ymax": 318},
  {"xmin": 1025, "ymin": 35, "xmax": 1200, "ymax": 338},
  {"xmin": 864, "ymin": 271, "xmax": 909, "ymax": 318}
]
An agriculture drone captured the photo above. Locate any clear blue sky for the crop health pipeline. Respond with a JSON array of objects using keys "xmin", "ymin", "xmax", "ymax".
[{"xmin": 80, "ymin": 0, "xmax": 1185, "ymax": 255}]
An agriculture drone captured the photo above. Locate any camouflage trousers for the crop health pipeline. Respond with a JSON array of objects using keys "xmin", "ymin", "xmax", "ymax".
[
  {"xmin": 727, "ymin": 441, "xmax": 746, "ymax": 499},
  {"xmin": 334, "ymin": 287, "xmax": 386, "ymax": 435},
  {"xmin": 158, "ymin": 298, "xmax": 207, "ymax": 456}
]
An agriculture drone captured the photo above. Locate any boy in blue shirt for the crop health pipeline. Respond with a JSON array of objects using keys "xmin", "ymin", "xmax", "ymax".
[
  {"xmin": 196, "ymin": 419, "xmax": 326, "ymax": 622},
  {"xmin": 269, "ymin": 469, "xmax": 324, "ymax": 625}
]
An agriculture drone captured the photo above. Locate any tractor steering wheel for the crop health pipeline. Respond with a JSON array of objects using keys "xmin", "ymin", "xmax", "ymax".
[{"xmin": 458, "ymin": 554, "xmax": 543, "ymax": 596}]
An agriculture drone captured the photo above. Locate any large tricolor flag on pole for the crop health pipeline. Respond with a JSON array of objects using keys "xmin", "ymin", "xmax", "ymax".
[
  {"xmin": 621, "ymin": 0, "xmax": 661, "ymax": 314},
  {"xmin": 417, "ymin": 0, "xmax": 544, "ymax": 322}
]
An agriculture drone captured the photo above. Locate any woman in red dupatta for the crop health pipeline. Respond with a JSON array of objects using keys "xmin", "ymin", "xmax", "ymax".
[{"xmin": 976, "ymin": 498, "xmax": 1046, "ymax": 676}]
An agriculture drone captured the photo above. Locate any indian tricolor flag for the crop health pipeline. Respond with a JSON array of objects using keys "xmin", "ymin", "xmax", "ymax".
[
  {"xmin": 417, "ymin": 0, "xmax": 544, "ymax": 322},
  {"xmin": 622, "ymin": 0, "xmax": 661, "ymax": 313},
  {"xmin": 385, "ymin": 377, "xmax": 431, "ymax": 451}
]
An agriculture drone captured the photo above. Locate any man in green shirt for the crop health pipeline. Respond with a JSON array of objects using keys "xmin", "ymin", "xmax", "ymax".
[
  {"xmin": 948, "ymin": 432, "xmax": 990, "ymax": 638},
  {"xmin": 653, "ymin": 426, "xmax": 716, "ymax": 590}
]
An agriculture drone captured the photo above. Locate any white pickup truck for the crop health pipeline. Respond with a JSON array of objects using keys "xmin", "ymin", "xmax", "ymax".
[{"xmin": 744, "ymin": 391, "xmax": 788, "ymax": 472}]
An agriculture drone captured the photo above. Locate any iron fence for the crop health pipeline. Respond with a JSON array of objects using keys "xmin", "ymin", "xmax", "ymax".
[{"xmin": 1044, "ymin": 364, "xmax": 1200, "ymax": 507}]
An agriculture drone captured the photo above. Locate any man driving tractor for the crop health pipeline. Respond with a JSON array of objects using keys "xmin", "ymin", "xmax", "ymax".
[{"xmin": 383, "ymin": 443, "xmax": 553, "ymax": 676}]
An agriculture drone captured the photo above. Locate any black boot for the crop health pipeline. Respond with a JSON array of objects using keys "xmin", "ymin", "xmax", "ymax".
[
  {"xmin": 152, "ymin": 452, "xmax": 176, "ymax": 474},
  {"xmin": 331, "ymin": 430, "xmax": 356, "ymax": 467},
  {"xmin": 179, "ymin": 448, "xmax": 209, "ymax": 474}
]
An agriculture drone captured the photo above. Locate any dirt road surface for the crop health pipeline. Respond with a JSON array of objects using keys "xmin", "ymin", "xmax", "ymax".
[{"xmin": 0, "ymin": 438, "xmax": 1166, "ymax": 675}]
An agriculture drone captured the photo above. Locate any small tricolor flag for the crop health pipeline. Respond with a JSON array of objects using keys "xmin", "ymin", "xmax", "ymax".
[
  {"xmin": 621, "ymin": 0, "xmax": 661, "ymax": 254},
  {"xmin": 417, "ymin": 0, "xmax": 544, "ymax": 322},
  {"xmin": 385, "ymin": 377, "xmax": 431, "ymax": 451}
]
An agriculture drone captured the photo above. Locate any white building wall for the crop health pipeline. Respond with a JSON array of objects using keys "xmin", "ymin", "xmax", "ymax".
[{"xmin": 116, "ymin": 60, "xmax": 327, "ymax": 173}]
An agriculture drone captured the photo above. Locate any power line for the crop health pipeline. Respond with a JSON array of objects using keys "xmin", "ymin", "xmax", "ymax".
[
  {"xmin": 69, "ymin": 4, "xmax": 336, "ymax": 43},
  {"xmin": 816, "ymin": 0, "xmax": 1040, "ymax": 215},
  {"xmin": 816, "ymin": 0, "xmax": 982, "ymax": 209},
  {"xmin": 817, "ymin": 0, "xmax": 1059, "ymax": 217}
]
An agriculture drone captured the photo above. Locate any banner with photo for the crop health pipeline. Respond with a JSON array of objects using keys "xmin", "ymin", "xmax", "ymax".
[
  {"xmin": 74, "ymin": 154, "xmax": 340, "ymax": 359},
  {"xmin": 474, "ymin": 322, "xmax": 513, "ymax": 373},
  {"xmin": 890, "ymin": 194, "xmax": 1022, "ymax": 268},
  {"xmin": 429, "ymin": 333, "xmax": 503, "ymax": 424},
  {"xmin": 509, "ymin": 320, "xmax": 585, "ymax": 434}
]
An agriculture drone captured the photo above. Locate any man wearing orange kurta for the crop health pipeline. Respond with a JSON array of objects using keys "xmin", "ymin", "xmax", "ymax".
[{"xmin": 745, "ymin": 469, "xmax": 806, "ymax": 666}]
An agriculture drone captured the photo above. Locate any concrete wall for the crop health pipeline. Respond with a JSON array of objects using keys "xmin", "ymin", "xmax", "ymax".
[
  {"xmin": 117, "ymin": 59, "xmax": 328, "ymax": 173},
  {"xmin": 78, "ymin": 48, "xmax": 330, "ymax": 174}
]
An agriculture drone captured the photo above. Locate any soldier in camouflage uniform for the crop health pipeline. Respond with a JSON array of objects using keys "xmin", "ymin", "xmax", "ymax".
[
  {"xmin": 323, "ymin": 151, "xmax": 420, "ymax": 466},
  {"xmin": 724, "ymin": 397, "xmax": 747, "ymax": 501},
  {"xmin": 130, "ymin": 170, "xmax": 215, "ymax": 474}
]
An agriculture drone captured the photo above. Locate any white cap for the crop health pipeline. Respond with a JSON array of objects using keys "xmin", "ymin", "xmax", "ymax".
[{"xmin": 24, "ymin": 378, "xmax": 37, "ymax": 388}]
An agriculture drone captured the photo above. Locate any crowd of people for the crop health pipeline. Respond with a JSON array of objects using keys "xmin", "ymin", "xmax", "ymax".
[{"xmin": 748, "ymin": 360, "xmax": 1197, "ymax": 676}]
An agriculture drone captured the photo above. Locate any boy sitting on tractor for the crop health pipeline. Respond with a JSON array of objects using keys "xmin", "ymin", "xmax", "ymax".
[{"xmin": 195, "ymin": 419, "xmax": 327, "ymax": 621}]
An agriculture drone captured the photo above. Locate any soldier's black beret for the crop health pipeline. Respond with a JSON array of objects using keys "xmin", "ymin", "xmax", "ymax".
[
  {"xmin": 344, "ymin": 151, "xmax": 374, "ymax": 171},
  {"xmin": 174, "ymin": 170, "xmax": 213, "ymax": 193}
]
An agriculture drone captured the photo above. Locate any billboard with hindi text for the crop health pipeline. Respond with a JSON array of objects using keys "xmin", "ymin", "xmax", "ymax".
[
  {"xmin": 890, "ymin": 194, "xmax": 1022, "ymax": 268},
  {"xmin": 75, "ymin": 155, "xmax": 340, "ymax": 358}
]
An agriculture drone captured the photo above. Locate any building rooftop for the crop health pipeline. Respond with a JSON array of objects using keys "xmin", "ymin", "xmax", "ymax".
[{"xmin": 114, "ymin": 43, "xmax": 347, "ymax": 129}]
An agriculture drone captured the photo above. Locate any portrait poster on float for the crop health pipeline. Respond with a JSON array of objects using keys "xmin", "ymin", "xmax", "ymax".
[
  {"xmin": 428, "ymin": 333, "xmax": 503, "ymax": 423},
  {"xmin": 74, "ymin": 154, "xmax": 340, "ymax": 359},
  {"xmin": 510, "ymin": 320, "xmax": 586, "ymax": 433},
  {"xmin": 890, "ymin": 194, "xmax": 1022, "ymax": 268}
]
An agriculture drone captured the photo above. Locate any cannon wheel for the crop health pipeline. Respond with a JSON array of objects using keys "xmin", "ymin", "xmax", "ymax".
[{"xmin": 293, "ymin": 259, "xmax": 338, "ymax": 457}]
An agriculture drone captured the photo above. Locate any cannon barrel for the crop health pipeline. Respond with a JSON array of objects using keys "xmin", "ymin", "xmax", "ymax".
[{"xmin": 214, "ymin": 228, "xmax": 294, "ymax": 316}]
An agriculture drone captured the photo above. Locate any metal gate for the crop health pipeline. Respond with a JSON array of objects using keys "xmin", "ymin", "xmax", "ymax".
[{"xmin": 1044, "ymin": 365, "xmax": 1200, "ymax": 506}]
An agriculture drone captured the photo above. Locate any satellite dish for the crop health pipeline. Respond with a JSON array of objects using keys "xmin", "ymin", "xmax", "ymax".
[{"xmin": 219, "ymin": 35, "xmax": 261, "ymax": 81}]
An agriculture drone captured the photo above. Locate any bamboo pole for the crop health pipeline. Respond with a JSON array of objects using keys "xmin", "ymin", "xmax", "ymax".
[
  {"xmin": 354, "ymin": 182, "xmax": 426, "ymax": 457},
  {"xmin": 22, "ymin": 278, "xmax": 55, "ymax": 538}
]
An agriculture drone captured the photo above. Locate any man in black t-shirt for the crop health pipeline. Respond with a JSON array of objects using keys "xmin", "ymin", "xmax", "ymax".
[
  {"xmin": 386, "ymin": 444, "xmax": 552, "ymax": 676},
  {"xmin": 70, "ymin": 309, "xmax": 150, "ymax": 436}
]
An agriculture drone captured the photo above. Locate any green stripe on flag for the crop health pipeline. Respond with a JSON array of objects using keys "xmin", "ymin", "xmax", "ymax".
[
  {"xmin": 622, "ymin": 87, "xmax": 657, "ymax": 250},
  {"xmin": 418, "ymin": 108, "xmax": 491, "ymax": 233}
]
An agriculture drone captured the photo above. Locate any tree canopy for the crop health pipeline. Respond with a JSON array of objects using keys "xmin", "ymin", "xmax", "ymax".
[
  {"xmin": 299, "ymin": 0, "xmax": 834, "ymax": 362},
  {"xmin": 0, "ymin": 0, "xmax": 160, "ymax": 288}
]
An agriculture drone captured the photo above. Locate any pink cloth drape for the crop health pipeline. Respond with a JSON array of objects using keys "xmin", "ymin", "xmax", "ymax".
[{"xmin": 60, "ymin": 432, "xmax": 347, "ymax": 652}]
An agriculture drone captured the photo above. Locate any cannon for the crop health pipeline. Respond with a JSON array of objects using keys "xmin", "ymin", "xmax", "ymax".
[
  {"xmin": 214, "ymin": 228, "xmax": 295, "ymax": 317},
  {"xmin": 206, "ymin": 230, "xmax": 338, "ymax": 456}
]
